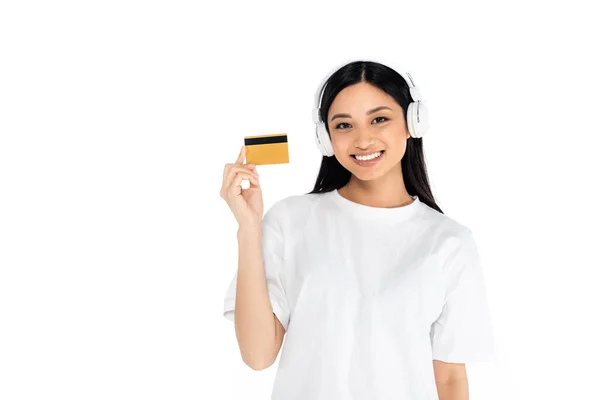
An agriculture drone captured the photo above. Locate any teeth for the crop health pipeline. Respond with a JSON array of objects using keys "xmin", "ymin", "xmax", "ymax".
[{"xmin": 355, "ymin": 151, "xmax": 382, "ymax": 161}]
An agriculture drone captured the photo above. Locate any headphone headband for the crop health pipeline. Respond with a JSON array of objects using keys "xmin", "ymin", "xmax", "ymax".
[{"xmin": 312, "ymin": 56, "xmax": 421, "ymax": 125}]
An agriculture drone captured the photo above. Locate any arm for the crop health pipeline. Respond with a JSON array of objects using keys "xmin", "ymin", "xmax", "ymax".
[
  {"xmin": 234, "ymin": 227, "xmax": 285, "ymax": 370},
  {"xmin": 433, "ymin": 360, "xmax": 469, "ymax": 400}
]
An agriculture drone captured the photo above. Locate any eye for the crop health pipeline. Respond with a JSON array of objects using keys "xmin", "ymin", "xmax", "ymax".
[
  {"xmin": 335, "ymin": 117, "xmax": 389, "ymax": 130},
  {"xmin": 373, "ymin": 116, "xmax": 389, "ymax": 124},
  {"xmin": 335, "ymin": 122, "xmax": 351, "ymax": 130}
]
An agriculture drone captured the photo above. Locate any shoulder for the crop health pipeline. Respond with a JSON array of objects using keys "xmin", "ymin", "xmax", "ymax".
[
  {"xmin": 416, "ymin": 201, "xmax": 477, "ymax": 255},
  {"xmin": 423, "ymin": 213, "xmax": 483, "ymax": 281}
]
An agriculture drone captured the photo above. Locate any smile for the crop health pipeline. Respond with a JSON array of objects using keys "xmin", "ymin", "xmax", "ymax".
[{"xmin": 351, "ymin": 150, "xmax": 385, "ymax": 167}]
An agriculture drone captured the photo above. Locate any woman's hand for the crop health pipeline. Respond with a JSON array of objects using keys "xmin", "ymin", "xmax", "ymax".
[{"xmin": 220, "ymin": 146, "xmax": 263, "ymax": 230}]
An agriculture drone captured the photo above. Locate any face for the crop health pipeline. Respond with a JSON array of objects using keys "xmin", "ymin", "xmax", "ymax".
[{"xmin": 327, "ymin": 82, "xmax": 411, "ymax": 182}]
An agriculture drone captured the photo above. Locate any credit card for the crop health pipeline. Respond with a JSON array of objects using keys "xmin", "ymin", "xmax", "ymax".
[{"xmin": 244, "ymin": 133, "xmax": 289, "ymax": 165}]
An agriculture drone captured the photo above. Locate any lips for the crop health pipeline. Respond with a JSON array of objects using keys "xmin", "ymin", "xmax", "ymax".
[
  {"xmin": 351, "ymin": 150, "xmax": 385, "ymax": 159},
  {"xmin": 351, "ymin": 150, "xmax": 385, "ymax": 167}
]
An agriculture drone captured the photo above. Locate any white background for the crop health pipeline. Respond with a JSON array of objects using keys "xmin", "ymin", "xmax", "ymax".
[{"xmin": 1, "ymin": 1, "xmax": 599, "ymax": 399}]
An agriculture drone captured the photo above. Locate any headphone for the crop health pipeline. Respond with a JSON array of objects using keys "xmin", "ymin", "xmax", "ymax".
[{"xmin": 311, "ymin": 57, "xmax": 430, "ymax": 157}]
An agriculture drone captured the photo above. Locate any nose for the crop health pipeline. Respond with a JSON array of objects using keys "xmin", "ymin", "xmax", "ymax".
[{"xmin": 353, "ymin": 128, "xmax": 376, "ymax": 149}]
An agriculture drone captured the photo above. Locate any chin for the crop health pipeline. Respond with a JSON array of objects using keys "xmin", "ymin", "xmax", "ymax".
[
  {"xmin": 346, "ymin": 165, "xmax": 385, "ymax": 181},
  {"xmin": 355, "ymin": 170, "xmax": 384, "ymax": 181}
]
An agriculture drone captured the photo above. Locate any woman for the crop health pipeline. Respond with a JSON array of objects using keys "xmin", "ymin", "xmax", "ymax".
[{"xmin": 220, "ymin": 58, "xmax": 496, "ymax": 400}]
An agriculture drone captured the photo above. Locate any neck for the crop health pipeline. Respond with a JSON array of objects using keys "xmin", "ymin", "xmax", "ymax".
[{"xmin": 340, "ymin": 165, "xmax": 414, "ymax": 208}]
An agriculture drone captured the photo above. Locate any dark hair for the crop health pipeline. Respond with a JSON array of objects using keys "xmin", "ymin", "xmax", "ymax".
[{"xmin": 306, "ymin": 60, "xmax": 443, "ymax": 214}]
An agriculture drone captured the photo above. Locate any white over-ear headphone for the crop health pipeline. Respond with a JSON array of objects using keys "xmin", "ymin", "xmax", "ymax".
[{"xmin": 311, "ymin": 57, "xmax": 430, "ymax": 157}]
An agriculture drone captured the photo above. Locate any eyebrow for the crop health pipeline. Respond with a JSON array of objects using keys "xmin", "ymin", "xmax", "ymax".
[{"xmin": 330, "ymin": 106, "xmax": 393, "ymax": 122}]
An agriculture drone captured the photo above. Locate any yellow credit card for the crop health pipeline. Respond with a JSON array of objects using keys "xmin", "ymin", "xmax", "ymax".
[{"xmin": 244, "ymin": 133, "xmax": 289, "ymax": 165}]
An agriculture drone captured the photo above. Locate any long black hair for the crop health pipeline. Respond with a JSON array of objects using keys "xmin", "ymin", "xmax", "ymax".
[{"xmin": 306, "ymin": 60, "xmax": 443, "ymax": 214}]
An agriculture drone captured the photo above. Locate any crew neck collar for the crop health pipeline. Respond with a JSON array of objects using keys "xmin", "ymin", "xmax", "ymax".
[{"xmin": 329, "ymin": 188, "xmax": 422, "ymax": 222}]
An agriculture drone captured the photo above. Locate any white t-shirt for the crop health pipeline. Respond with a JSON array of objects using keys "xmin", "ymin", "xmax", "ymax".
[{"xmin": 223, "ymin": 189, "xmax": 496, "ymax": 399}]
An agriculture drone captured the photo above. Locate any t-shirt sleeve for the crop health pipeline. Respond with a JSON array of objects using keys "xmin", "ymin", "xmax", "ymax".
[
  {"xmin": 222, "ymin": 201, "xmax": 291, "ymax": 331},
  {"xmin": 430, "ymin": 228, "xmax": 497, "ymax": 363}
]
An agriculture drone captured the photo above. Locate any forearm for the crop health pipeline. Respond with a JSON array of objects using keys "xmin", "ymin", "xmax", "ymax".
[
  {"xmin": 436, "ymin": 378, "xmax": 469, "ymax": 400},
  {"xmin": 234, "ymin": 227, "xmax": 278, "ymax": 369}
]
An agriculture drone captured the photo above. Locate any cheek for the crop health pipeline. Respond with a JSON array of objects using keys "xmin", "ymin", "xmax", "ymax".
[
  {"xmin": 399, "ymin": 139, "xmax": 408, "ymax": 155},
  {"xmin": 383, "ymin": 139, "xmax": 408, "ymax": 164},
  {"xmin": 330, "ymin": 132, "xmax": 346, "ymax": 148},
  {"xmin": 331, "ymin": 136, "xmax": 353, "ymax": 158}
]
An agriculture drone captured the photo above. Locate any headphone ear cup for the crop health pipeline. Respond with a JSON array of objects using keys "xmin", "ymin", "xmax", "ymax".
[
  {"xmin": 316, "ymin": 122, "xmax": 334, "ymax": 156},
  {"xmin": 407, "ymin": 101, "xmax": 430, "ymax": 138},
  {"xmin": 314, "ymin": 124, "xmax": 326, "ymax": 155}
]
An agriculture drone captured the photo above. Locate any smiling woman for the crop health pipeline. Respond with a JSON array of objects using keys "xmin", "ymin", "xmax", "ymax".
[
  {"xmin": 222, "ymin": 58, "xmax": 496, "ymax": 400},
  {"xmin": 308, "ymin": 59, "xmax": 435, "ymax": 211},
  {"xmin": 328, "ymin": 83, "xmax": 411, "ymax": 179}
]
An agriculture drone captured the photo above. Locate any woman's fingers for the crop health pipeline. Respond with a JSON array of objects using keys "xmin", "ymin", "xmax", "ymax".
[
  {"xmin": 223, "ymin": 146, "xmax": 250, "ymax": 181},
  {"xmin": 245, "ymin": 164, "xmax": 260, "ymax": 187},
  {"xmin": 224, "ymin": 165, "xmax": 259, "ymax": 191},
  {"xmin": 235, "ymin": 146, "xmax": 246, "ymax": 165},
  {"xmin": 220, "ymin": 147, "xmax": 259, "ymax": 199},
  {"xmin": 229, "ymin": 171, "xmax": 259, "ymax": 194}
]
